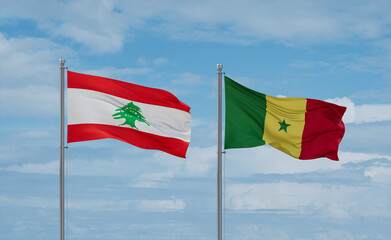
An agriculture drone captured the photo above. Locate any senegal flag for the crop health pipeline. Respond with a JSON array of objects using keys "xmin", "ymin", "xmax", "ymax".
[{"xmin": 224, "ymin": 76, "xmax": 346, "ymax": 161}]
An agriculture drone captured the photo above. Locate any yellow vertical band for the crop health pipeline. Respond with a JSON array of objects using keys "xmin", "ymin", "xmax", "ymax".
[{"xmin": 262, "ymin": 95, "xmax": 307, "ymax": 158}]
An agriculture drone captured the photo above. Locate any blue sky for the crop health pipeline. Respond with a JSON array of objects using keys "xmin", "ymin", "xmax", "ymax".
[{"xmin": 1, "ymin": 1, "xmax": 391, "ymax": 239}]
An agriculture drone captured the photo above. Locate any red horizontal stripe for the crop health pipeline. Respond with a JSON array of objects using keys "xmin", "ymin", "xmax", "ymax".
[
  {"xmin": 67, "ymin": 71, "xmax": 190, "ymax": 113},
  {"xmin": 300, "ymin": 99, "xmax": 346, "ymax": 161},
  {"xmin": 67, "ymin": 124, "xmax": 189, "ymax": 158}
]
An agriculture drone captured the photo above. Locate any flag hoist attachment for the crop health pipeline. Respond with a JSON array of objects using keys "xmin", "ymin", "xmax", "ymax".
[
  {"xmin": 59, "ymin": 58, "xmax": 66, "ymax": 240},
  {"xmin": 217, "ymin": 63, "xmax": 223, "ymax": 240}
]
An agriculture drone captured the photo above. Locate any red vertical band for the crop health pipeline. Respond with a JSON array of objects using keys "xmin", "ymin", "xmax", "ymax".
[{"xmin": 300, "ymin": 99, "xmax": 346, "ymax": 161}]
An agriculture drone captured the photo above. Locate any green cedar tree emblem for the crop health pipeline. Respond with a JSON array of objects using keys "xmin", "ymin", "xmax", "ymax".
[
  {"xmin": 112, "ymin": 102, "xmax": 150, "ymax": 130},
  {"xmin": 278, "ymin": 119, "xmax": 291, "ymax": 133}
]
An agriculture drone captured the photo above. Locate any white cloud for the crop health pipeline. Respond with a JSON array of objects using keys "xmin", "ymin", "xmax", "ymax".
[
  {"xmin": 230, "ymin": 224, "xmax": 291, "ymax": 240},
  {"xmin": 135, "ymin": 57, "xmax": 168, "ymax": 67},
  {"xmin": 0, "ymin": 194, "xmax": 185, "ymax": 212},
  {"xmin": 68, "ymin": 199, "xmax": 131, "ymax": 211},
  {"xmin": 355, "ymin": 104, "xmax": 391, "ymax": 123},
  {"xmin": 343, "ymin": 37, "xmax": 391, "ymax": 77},
  {"xmin": 0, "ymin": 33, "xmax": 74, "ymax": 118},
  {"xmin": 149, "ymin": 146, "xmax": 216, "ymax": 177},
  {"xmin": 227, "ymin": 182, "xmax": 315, "ymax": 212},
  {"xmin": 153, "ymin": 57, "xmax": 168, "ymax": 66},
  {"xmin": 1, "ymin": 158, "xmax": 137, "ymax": 176},
  {"xmin": 70, "ymin": 198, "xmax": 185, "ymax": 212},
  {"xmin": 118, "ymin": 0, "xmax": 391, "ymax": 44},
  {"xmin": 171, "ymin": 72, "xmax": 203, "ymax": 85},
  {"xmin": 16, "ymin": 130, "xmax": 51, "ymax": 139},
  {"xmin": 0, "ymin": 30, "xmax": 100, "ymax": 123},
  {"xmin": 289, "ymin": 60, "xmax": 330, "ymax": 69},
  {"xmin": 230, "ymin": 224, "xmax": 377, "ymax": 240},
  {"xmin": 3, "ymin": 0, "xmax": 390, "ymax": 52},
  {"xmin": 4, "ymin": 147, "xmax": 389, "ymax": 178},
  {"xmin": 339, "ymin": 151, "xmax": 391, "ymax": 164},
  {"xmin": 350, "ymin": 89, "xmax": 391, "ymax": 102},
  {"xmin": 0, "ymin": 85, "xmax": 58, "ymax": 117},
  {"xmin": 181, "ymin": 146, "xmax": 216, "ymax": 177},
  {"xmin": 0, "ymin": 195, "xmax": 57, "ymax": 209},
  {"xmin": 131, "ymin": 171, "xmax": 175, "ymax": 188},
  {"xmin": 1, "ymin": 146, "xmax": 216, "ymax": 179},
  {"xmin": 365, "ymin": 166, "xmax": 391, "ymax": 183},
  {"xmin": 225, "ymin": 146, "xmax": 391, "ymax": 176},
  {"xmin": 0, "ymin": 33, "xmax": 71, "ymax": 87},
  {"xmin": 2, "ymin": 160, "xmax": 58, "ymax": 175},
  {"xmin": 57, "ymin": 1, "xmax": 128, "ymax": 52},
  {"xmin": 325, "ymin": 97, "xmax": 391, "ymax": 124},
  {"xmin": 137, "ymin": 198, "xmax": 185, "ymax": 212},
  {"xmin": 53, "ymin": 23, "xmax": 124, "ymax": 53},
  {"xmin": 137, "ymin": 57, "xmax": 147, "ymax": 66},
  {"xmin": 226, "ymin": 182, "xmax": 391, "ymax": 218},
  {"xmin": 226, "ymin": 146, "xmax": 341, "ymax": 176},
  {"xmin": 0, "ymin": 1, "xmax": 128, "ymax": 53},
  {"xmin": 131, "ymin": 146, "xmax": 216, "ymax": 187},
  {"xmin": 0, "ymin": 145, "xmax": 27, "ymax": 163}
]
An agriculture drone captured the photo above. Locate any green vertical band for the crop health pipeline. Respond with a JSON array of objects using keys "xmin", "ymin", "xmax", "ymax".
[{"xmin": 224, "ymin": 76, "xmax": 267, "ymax": 149}]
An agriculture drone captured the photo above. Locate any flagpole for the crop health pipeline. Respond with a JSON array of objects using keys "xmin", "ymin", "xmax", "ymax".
[
  {"xmin": 59, "ymin": 58, "xmax": 65, "ymax": 240},
  {"xmin": 217, "ymin": 63, "xmax": 223, "ymax": 240}
]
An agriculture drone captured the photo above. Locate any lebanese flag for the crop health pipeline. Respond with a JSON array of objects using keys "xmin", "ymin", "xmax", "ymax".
[{"xmin": 67, "ymin": 71, "xmax": 191, "ymax": 158}]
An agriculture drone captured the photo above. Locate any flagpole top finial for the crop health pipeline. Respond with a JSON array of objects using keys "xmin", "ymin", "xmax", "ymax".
[
  {"xmin": 217, "ymin": 63, "xmax": 223, "ymax": 71},
  {"xmin": 59, "ymin": 58, "xmax": 65, "ymax": 66}
]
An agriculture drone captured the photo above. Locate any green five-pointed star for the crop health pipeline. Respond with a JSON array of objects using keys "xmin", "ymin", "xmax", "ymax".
[{"xmin": 278, "ymin": 119, "xmax": 291, "ymax": 133}]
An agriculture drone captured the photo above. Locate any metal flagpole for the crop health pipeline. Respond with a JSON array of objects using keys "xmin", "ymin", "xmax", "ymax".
[
  {"xmin": 59, "ymin": 58, "xmax": 66, "ymax": 240},
  {"xmin": 217, "ymin": 63, "xmax": 223, "ymax": 240}
]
